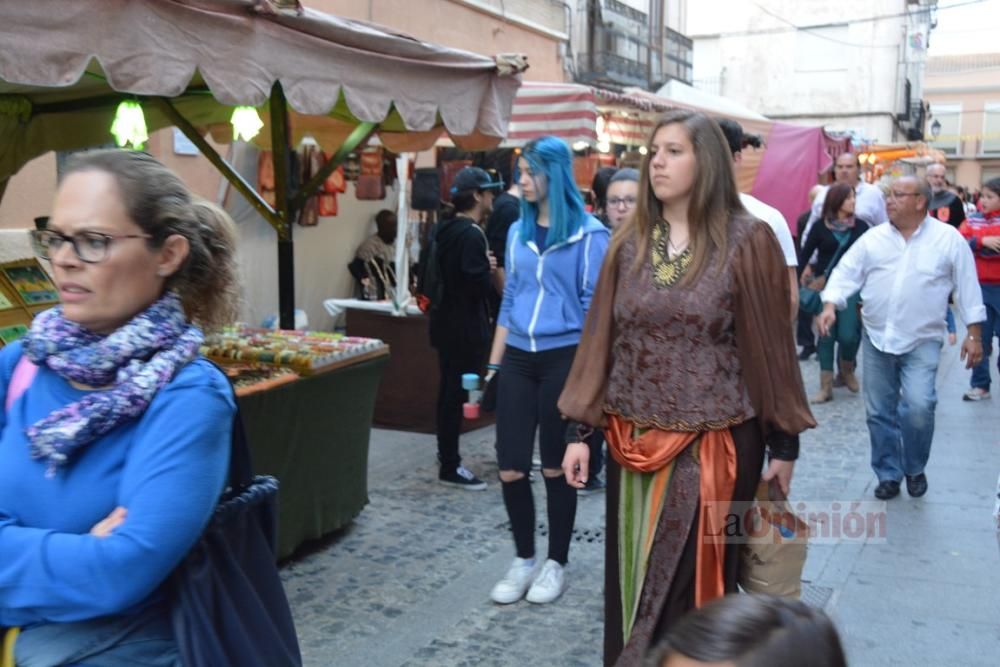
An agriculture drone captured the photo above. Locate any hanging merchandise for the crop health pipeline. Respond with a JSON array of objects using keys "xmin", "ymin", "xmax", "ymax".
[
  {"xmin": 297, "ymin": 145, "xmax": 326, "ymax": 226},
  {"xmin": 323, "ymin": 159, "xmax": 347, "ymax": 194},
  {"xmin": 318, "ymin": 193, "xmax": 338, "ymax": 216},
  {"xmin": 258, "ymin": 150, "xmax": 277, "ymax": 208},
  {"xmin": 356, "ymin": 146, "xmax": 385, "ymax": 200},
  {"xmin": 411, "ymin": 168, "xmax": 441, "ymax": 211}
]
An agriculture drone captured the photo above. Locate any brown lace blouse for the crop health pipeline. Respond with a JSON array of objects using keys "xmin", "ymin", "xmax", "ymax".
[{"xmin": 557, "ymin": 216, "xmax": 815, "ymax": 458}]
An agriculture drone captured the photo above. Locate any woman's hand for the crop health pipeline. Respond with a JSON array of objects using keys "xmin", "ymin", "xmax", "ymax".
[
  {"xmin": 562, "ymin": 442, "xmax": 591, "ymax": 489},
  {"xmin": 761, "ymin": 459, "xmax": 795, "ymax": 497},
  {"xmin": 90, "ymin": 506, "xmax": 127, "ymax": 538},
  {"xmin": 799, "ymin": 266, "xmax": 813, "ymax": 287}
]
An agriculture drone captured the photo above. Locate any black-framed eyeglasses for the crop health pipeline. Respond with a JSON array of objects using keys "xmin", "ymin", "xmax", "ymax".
[
  {"xmin": 30, "ymin": 229, "xmax": 153, "ymax": 264},
  {"xmin": 607, "ymin": 196, "xmax": 638, "ymax": 208}
]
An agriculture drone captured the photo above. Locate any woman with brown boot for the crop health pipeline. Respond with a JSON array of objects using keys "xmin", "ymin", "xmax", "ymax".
[{"xmin": 799, "ymin": 182, "xmax": 871, "ymax": 403}]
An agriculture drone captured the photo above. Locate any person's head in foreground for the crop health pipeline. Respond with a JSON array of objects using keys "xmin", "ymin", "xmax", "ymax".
[
  {"xmin": 33, "ymin": 148, "xmax": 239, "ymax": 334},
  {"xmin": 648, "ymin": 594, "xmax": 848, "ymax": 667}
]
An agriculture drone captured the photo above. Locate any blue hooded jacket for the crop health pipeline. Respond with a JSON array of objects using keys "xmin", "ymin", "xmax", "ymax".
[{"xmin": 498, "ymin": 215, "xmax": 610, "ymax": 353}]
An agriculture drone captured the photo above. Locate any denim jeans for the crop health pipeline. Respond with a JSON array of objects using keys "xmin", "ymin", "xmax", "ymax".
[
  {"xmin": 13, "ymin": 601, "xmax": 179, "ymax": 667},
  {"xmin": 969, "ymin": 284, "xmax": 1000, "ymax": 391},
  {"xmin": 862, "ymin": 333, "xmax": 941, "ymax": 482}
]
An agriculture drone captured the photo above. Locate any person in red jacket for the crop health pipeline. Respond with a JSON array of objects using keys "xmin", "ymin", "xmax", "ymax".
[{"xmin": 958, "ymin": 177, "xmax": 1000, "ymax": 400}]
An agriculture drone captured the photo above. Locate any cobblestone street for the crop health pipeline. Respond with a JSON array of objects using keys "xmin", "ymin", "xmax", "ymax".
[{"xmin": 284, "ymin": 340, "xmax": 1000, "ymax": 666}]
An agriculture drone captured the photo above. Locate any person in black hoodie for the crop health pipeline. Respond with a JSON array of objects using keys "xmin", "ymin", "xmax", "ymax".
[{"xmin": 430, "ymin": 167, "xmax": 503, "ymax": 489}]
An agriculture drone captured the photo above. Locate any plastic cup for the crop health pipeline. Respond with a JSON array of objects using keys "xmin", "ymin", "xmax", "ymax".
[
  {"xmin": 463, "ymin": 402, "xmax": 480, "ymax": 419},
  {"xmin": 461, "ymin": 373, "xmax": 480, "ymax": 391}
]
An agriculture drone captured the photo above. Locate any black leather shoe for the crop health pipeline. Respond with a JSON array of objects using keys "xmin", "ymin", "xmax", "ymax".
[
  {"xmin": 905, "ymin": 473, "xmax": 928, "ymax": 498},
  {"xmin": 798, "ymin": 346, "xmax": 816, "ymax": 361},
  {"xmin": 874, "ymin": 480, "xmax": 901, "ymax": 500}
]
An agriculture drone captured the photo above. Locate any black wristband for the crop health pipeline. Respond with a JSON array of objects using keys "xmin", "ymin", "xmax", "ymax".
[
  {"xmin": 767, "ymin": 431, "xmax": 799, "ymax": 461},
  {"xmin": 564, "ymin": 420, "xmax": 594, "ymax": 445}
]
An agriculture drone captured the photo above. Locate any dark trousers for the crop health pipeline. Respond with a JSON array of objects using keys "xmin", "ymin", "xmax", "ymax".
[
  {"xmin": 496, "ymin": 345, "xmax": 578, "ymax": 471},
  {"xmin": 436, "ymin": 340, "xmax": 487, "ymax": 469}
]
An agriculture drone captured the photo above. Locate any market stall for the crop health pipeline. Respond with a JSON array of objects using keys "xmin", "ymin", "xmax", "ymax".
[{"xmin": 0, "ymin": 0, "xmax": 525, "ymax": 556}]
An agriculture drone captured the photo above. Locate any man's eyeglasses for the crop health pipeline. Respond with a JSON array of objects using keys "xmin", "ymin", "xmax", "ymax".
[
  {"xmin": 30, "ymin": 229, "xmax": 152, "ymax": 264},
  {"xmin": 607, "ymin": 196, "xmax": 638, "ymax": 209},
  {"xmin": 887, "ymin": 191, "xmax": 919, "ymax": 200}
]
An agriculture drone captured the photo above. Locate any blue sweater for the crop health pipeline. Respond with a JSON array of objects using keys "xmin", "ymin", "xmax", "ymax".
[
  {"xmin": 0, "ymin": 341, "xmax": 233, "ymax": 627},
  {"xmin": 499, "ymin": 216, "xmax": 610, "ymax": 353}
]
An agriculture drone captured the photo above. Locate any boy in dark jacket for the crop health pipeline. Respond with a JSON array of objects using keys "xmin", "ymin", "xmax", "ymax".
[{"xmin": 430, "ymin": 167, "xmax": 503, "ymax": 489}]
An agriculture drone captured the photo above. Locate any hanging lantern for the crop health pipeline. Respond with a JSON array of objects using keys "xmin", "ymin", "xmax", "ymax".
[
  {"xmin": 231, "ymin": 106, "xmax": 264, "ymax": 142},
  {"xmin": 110, "ymin": 100, "xmax": 148, "ymax": 149}
]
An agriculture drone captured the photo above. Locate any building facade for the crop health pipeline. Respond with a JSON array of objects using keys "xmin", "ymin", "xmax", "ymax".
[
  {"xmin": 569, "ymin": 0, "xmax": 693, "ymax": 91},
  {"xmin": 924, "ymin": 53, "xmax": 1000, "ymax": 189},
  {"xmin": 687, "ymin": 0, "xmax": 937, "ymax": 144}
]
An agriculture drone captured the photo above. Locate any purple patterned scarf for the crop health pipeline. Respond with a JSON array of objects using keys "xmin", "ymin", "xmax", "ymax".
[{"xmin": 19, "ymin": 291, "xmax": 203, "ymax": 474}]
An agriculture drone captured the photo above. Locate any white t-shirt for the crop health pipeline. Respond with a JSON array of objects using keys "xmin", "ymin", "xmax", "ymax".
[{"xmin": 739, "ymin": 193, "xmax": 797, "ymax": 267}]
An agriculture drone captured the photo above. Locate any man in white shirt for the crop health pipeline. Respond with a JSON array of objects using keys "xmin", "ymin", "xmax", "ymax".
[
  {"xmin": 818, "ymin": 176, "xmax": 985, "ymax": 500},
  {"xmin": 717, "ymin": 118, "xmax": 799, "ymax": 319}
]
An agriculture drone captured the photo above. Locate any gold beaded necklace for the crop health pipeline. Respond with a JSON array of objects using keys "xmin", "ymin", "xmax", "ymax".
[{"xmin": 650, "ymin": 219, "xmax": 692, "ymax": 288}]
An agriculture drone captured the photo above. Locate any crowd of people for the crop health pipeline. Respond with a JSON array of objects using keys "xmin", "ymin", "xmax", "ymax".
[
  {"xmin": 422, "ymin": 111, "xmax": 994, "ymax": 665},
  {"xmin": 1, "ymin": 109, "xmax": 994, "ymax": 665}
]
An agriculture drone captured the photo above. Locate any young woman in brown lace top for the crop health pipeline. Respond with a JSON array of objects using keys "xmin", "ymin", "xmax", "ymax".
[{"xmin": 558, "ymin": 110, "xmax": 815, "ymax": 666}]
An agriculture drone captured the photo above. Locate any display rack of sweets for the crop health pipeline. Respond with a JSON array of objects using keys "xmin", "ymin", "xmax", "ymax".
[{"xmin": 201, "ymin": 326, "xmax": 387, "ymax": 376}]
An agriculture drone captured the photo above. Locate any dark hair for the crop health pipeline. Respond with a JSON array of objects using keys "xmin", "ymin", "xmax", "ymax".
[
  {"xmin": 610, "ymin": 109, "xmax": 742, "ymax": 286},
  {"xmin": 375, "ymin": 209, "xmax": 397, "ymax": 241},
  {"xmin": 591, "ymin": 167, "xmax": 618, "ymax": 210},
  {"xmin": 650, "ymin": 594, "xmax": 847, "ymax": 667},
  {"xmin": 983, "ymin": 177, "xmax": 1000, "ymax": 198},
  {"xmin": 717, "ymin": 118, "xmax": 762, "ymax": 156},
  {"xmin": 450, "ymin": 190, "xmax": 480, "ymax": 215},
  {"xmin": 821, "ymin": 182, "xmax": 855, "ymax": 221},
  {"xmin": 63, "ymin": 149, "xmax": 239, "ymax": 329}
]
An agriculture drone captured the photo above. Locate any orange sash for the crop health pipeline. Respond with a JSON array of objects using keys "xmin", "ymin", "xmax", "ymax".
[{"xmin": 606, "ymin": 413, "xmax": 737, "ymax": 607}]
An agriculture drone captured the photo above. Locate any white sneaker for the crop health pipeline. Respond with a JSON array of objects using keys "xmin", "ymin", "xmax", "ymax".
[
  {"xmin": 525, "ymin": 559, "xmax": 565, "ymax": 604},
  {"xmin": 490, "ymin": 557, "xmax": 537, "ymax": 604}
]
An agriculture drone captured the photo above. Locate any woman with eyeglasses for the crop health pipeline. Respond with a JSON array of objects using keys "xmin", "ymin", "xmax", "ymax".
[
  {"xmin": 605, "ymin": 168, "xmax": 640, "ymax": 229},
  {"xmin": 558, "ymin": 110, "xmax": 814, "ymax": 665},
  {"xmin": 1, "ymin": 150, "xmax": 239, "ymax": 664}
]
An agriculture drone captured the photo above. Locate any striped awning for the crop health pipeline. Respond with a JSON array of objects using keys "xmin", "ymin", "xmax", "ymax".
[
  {"xmin": 504, "ymin": 82, "xmax": 673, "ymax": 148},
  {"xmin": 505, "ymin": 82, "xmax": 599, "ymax": 147}
]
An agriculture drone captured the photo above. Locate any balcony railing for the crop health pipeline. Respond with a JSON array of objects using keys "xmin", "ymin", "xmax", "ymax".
[{"xmin": 576, "ymin": 22, "xmax": 693, "ymax": 90}]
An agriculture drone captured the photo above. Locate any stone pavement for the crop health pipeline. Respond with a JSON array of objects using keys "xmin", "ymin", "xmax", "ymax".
[{"xmin": 282, "ymin": 339, "xmax": 1000, "ymax": 666}]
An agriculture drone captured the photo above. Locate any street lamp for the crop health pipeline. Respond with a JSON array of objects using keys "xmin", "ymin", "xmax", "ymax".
[{"xmin": 930, "ymin": 118, "xmax": 941, "ymax": 140}]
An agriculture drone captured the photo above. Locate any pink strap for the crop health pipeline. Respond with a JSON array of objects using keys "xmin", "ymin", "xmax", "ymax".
[{"xmin": 5, "ymin": 357, "xmax": 38, "ymax": 412}]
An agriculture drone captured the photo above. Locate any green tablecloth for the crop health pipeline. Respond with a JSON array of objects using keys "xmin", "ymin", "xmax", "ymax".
[{"xmin": 236, "ymin": 353, "xmax": 388, "ymax": 560}]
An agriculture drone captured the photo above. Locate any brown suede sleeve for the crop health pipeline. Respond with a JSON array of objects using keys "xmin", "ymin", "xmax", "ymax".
[
  {"xmin": 732, "ymin": 221, "xmax": 817, "ymax": 458},
  {"xmin": 557, "ymin": 251, "xmax": 618, "ymax": 429}
]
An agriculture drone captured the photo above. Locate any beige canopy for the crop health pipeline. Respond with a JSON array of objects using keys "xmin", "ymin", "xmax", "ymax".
[{"xmin": 0, "ymin": 0, "xmax": 526, "ymax": 327}]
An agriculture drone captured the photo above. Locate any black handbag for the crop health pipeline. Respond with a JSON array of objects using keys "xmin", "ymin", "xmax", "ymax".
[{"xmin": 168, "ymin": 406, "xmax": 302, "ymax": 667}]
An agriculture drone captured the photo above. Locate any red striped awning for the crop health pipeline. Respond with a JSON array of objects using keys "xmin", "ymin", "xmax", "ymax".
[
  {"xmin": 503, "ymin": 82, "xmax": 673, "ymax": 148},
  {"xmin": 504, "ymin": 82, "xmax": 598, "ymax": 146}
]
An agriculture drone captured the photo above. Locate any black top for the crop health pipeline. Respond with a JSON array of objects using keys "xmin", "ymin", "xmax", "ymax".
[
  {"xmin": 428, "ymin": 215, "xmax": 494, "ymax": 350},
  {"xmin": 485, "ymin": 192, "xmax": 520, "ymax": 264},
  {"xmin": 928, "ymin": 190, "xmax": 966, "ymax": 228},
  {"xmin": 794, "ymin": 209, "xmax": 812, "ymax": 257},
  {"xmin": 799, "ymin": 217, "xmax": 871, "ymax": 276}
]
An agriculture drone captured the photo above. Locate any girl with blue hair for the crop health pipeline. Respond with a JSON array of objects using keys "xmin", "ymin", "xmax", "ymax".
[{"xmin": 485, "ymin": 136, "xmax": 610, "ymax": 605}]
